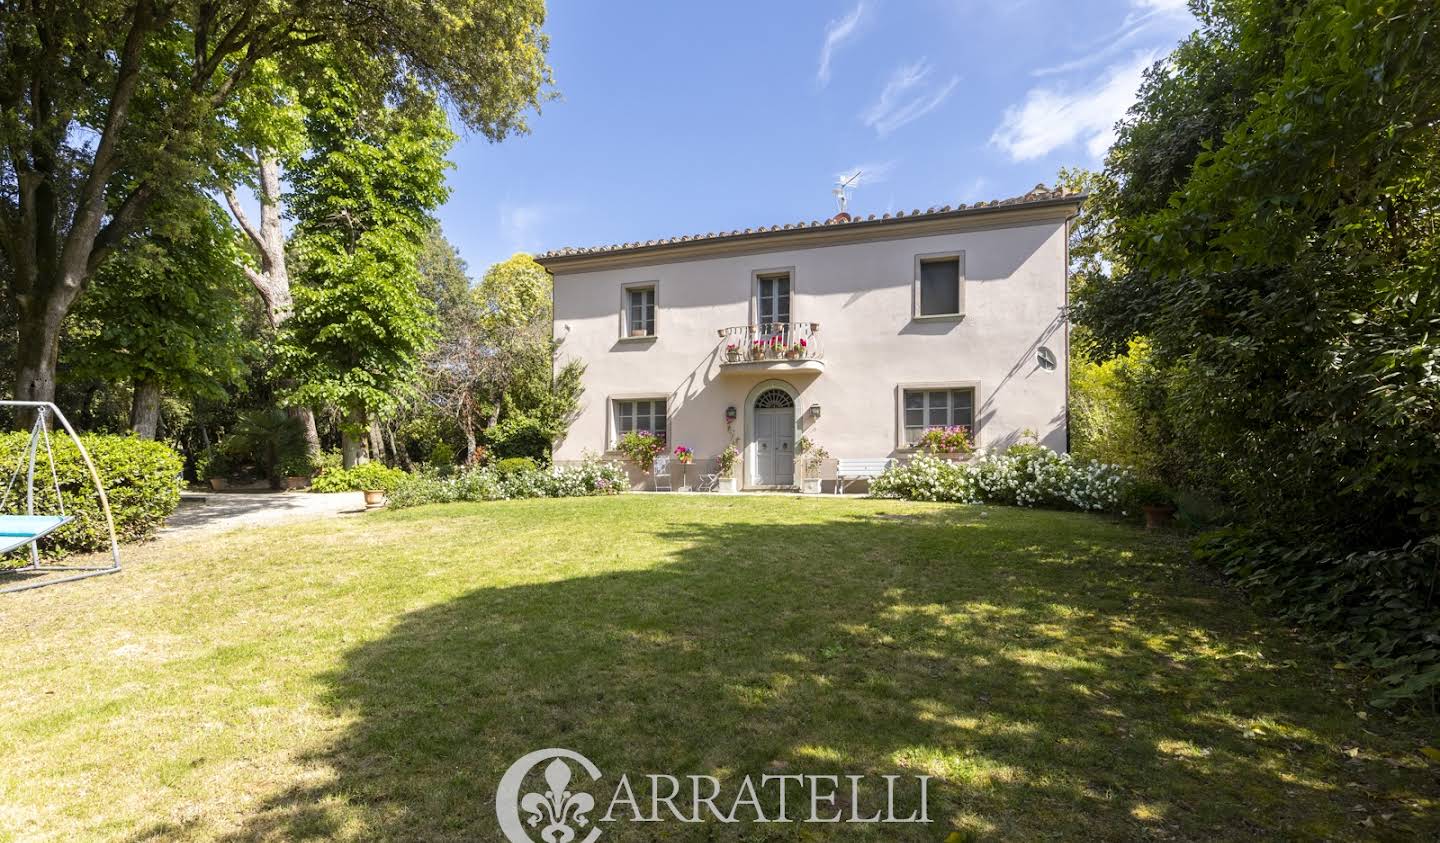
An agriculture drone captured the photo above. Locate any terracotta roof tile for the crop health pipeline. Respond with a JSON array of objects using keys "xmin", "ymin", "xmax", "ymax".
[{"xmin": 535, "ymin": 184, "xmax": 1080, "ymax": 261}]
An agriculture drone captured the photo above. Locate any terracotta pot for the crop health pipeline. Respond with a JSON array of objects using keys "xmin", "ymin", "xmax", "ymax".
[
  {"xmin": 284, "ymin": 476, "xmax": 310, "ymax": 490},
  {"xmin": 208, "ymin": 477, "xmax": 228, "ymax": 491},
  {"xmin": 630, "ymin": 328, "xmax": 648, "ymax": 338},
  {"xmin": 364, "ymin": 489, "xmax": 387, "ymax": 508},
  {"xmin": 1142, "ymin": 503, "xmax": 1176, "ymax": 529}
]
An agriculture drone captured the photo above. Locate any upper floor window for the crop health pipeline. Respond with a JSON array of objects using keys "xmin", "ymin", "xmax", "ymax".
[
  {"xmin": 756, "ymin": 272, "xmax": 791, "ymax": 327},
  {"xmin": 916, "ymin": 254, "xmax": 964, "ymax": 318},
  {"xmin": 624, "ymin": 284, "xmax": 656, "ymax": 337},
  {"xmin": 903, "ymin": 387, "xmax": 975, "ymax": 446},
  {"xmin": 613, "ymin": 398, "xmax": 667, "ymax": 445}
]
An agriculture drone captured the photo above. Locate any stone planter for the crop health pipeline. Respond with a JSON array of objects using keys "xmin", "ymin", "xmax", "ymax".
[
  {"xmin": 207, "ymin": 477, "xmax": 228, "ymax": 491},
  {"xmin": 717, "ymin": 477, "xmax": 737, "ymax": 494},
  {"xmin": 801, "ymin": 477, "xmax": 822, "ymax": 494},
  {"xmin": 726, "ymin": 349, "xmax": 741, "ymax": 362},
  {"xmin": 284, "ymin": 475, "xmax": 310, "ymax": 490},
  {"xmin": 364, "ymin": 489, "xmax": 387, "ymax": 508}
]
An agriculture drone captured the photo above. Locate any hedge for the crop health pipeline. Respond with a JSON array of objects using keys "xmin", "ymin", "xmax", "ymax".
[
  {"xmin": 309, "ymin": 461, "xmax": 409, "ymax": 494},
  {"xmin": 0, "ymin": 433, "xmax": 182, "ymax": 560}
]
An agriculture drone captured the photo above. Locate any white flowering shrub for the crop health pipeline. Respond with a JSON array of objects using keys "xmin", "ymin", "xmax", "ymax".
[
  {"xmin": 870, "ymin": 446, "xmax": 1131, "ymax": 513},
  {"xmin": 389, "ymin": 457, "xmax": 627, "ymax": 509},
  {"xmin": 868, "ymin": 454, "xmax": 980, "ymax": 503}
]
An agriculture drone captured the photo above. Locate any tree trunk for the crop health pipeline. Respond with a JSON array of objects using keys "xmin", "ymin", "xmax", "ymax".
[
  {"xmin": 368, "ymin": 420, "xmax": 386, "ymax": 466},
  {"xmin": 129, "ymin": 378, "xmax": 161, "ymax": 439},
  {"xmin": 387, "ymin": 423, "xmax": 411, "ymax": 471},
  {"xmin": 289, "ymin": 406, "xmax": 321, "ymax": 457},
  {"xmin": 13, "ymin": 301, "xmax": 68, "ymax": 425},
  {"xmin": 462, "ymin": 420, "xmax": 477, "ymax": 461},
  {"xmin": 341, "ymin": 407, "xmax": 368, "ymax": 468},
  {"xmin": 225, "ymin": 153, "xmax": 321, "ymax": 456}
]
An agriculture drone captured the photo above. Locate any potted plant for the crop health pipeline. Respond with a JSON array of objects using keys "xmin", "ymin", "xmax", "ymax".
[
  {"xmin": 196, "ymin": 447, "xmax": 228, "ymax": 491},
  {"xmin": 278, "ymin": 454, "xmax": 313, "ymax": 490},
  {"xmin": 750, "ymin": 340, "xmax": 765, "ymax": 360},
  {"xmin": 916, "ymin": 425, "xmax": 974, "ymax": 460},
  {"xmin": 725, "ymin": 343, "xmax": 741, "ymax": 362},
  {"xmin": 672, "ymin": 444, "xmax": 694, "ymax": 490},
  {"xmin": 1129, "ymin": 479, "xmax": 1177, "ymax": 529},
  {"xmin": 617, "ymin": 429, "xmax": 666, "ymax": 478},
  {"xmin": 796, "ymin": 437, "xmax": 829, "ymax": 494},
  {"xmin": 768, "ymin": 336, "xmax": 784, "ymax": 359},
  {"xmin": 715, "ymin": 443, "xmax": 739, "ymax": 493},
  {"xmin": 364, "ymin": 488, "xmax": 387, "ymax": 508}
]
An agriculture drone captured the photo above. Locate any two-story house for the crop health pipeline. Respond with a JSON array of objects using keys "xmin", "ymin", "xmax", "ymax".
[{"xmin": 535, "ymin": 184, "xmax": 1082, "ymax": 491}]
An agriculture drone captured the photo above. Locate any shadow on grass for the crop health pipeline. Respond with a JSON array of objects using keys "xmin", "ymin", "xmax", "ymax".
[{"xmin": 146, "ymin": 505, "xmax": 1435, "ymax": 841}]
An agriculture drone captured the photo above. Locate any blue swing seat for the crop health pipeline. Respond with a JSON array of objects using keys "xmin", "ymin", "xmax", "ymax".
[{"xmin": 0, "ymin": 514, "xmax": 73, "ymax": 555}]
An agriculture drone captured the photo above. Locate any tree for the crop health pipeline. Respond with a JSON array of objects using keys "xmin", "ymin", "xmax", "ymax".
[
  {"xmin": 277, "ymin": 73, "xmax": 452, "ymax": 466},
  {"xmin": 0, "ymin": 0, "xmax": 552, "ymax": 416},
  {"xmin": 64, "ymin": 196, "xmax": 253, "ymax": 439},
  {"xmin": 1072, "ymin": 0, "xmax": 1440, "ymax": 703}
]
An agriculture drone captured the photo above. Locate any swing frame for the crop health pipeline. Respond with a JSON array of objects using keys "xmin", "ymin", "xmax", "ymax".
[{"xmin": 0, "ymin": 400, "xmax": 121, "ymax": 594}]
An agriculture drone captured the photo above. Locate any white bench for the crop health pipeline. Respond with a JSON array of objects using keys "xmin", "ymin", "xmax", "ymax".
[{"xmin": 834, "ymin": 458, "xmax": 893, "ymax": 494}]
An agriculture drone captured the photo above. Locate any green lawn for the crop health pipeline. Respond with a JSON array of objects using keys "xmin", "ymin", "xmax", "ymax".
[{"xmin": 0, "ymin": 496, "xmax": 1436, "ymax": 841}]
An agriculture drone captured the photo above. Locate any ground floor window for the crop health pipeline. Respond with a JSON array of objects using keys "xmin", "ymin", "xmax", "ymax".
[
  {"xmin": 903, "ymin": 387, "xmax": 974, "ymax": 445},
  {"xmin": 613, "ymin": 398, "xmax": 667, "ymax": 444}
]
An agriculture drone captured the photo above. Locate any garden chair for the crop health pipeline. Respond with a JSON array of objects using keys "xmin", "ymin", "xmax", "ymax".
[{"xmin": 652, "ymin": 456, "xmax": 672, "ymax": 492}]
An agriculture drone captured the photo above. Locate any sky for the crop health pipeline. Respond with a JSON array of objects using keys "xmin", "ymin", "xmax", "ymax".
[{"xmin": 439, "ymin": 0, "xmax": 1198, "ymax": 274}]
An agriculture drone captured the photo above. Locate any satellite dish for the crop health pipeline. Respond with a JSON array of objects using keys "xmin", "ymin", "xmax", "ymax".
[{"xmin": 1037, "ymin": 346, "xmax": 1057, "ymax": 370}]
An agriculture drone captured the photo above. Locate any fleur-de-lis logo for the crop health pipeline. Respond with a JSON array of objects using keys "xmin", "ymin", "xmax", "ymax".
[
  {"xmin": 497, "ymin": 749, "xmax": 604, "ymax": 843},
  {"xmin": 520, "ymin": 758, "xmax": 595, "ymax": 843}
]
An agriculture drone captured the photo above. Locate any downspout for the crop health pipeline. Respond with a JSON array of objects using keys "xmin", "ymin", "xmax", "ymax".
[{"xmin": 1063, "ymin": 211, "xmax": 1075, "ymax": 455}]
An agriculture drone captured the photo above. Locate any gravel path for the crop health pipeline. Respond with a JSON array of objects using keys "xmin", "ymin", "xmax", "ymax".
[{"xmin": 160, "ymin": 491, "xmax": 368, "ymax": 537}]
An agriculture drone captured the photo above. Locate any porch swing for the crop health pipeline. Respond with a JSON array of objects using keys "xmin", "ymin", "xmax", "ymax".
[{"xmin": 0, "ymin": 400, "xmax": 120, "ymax": 594}]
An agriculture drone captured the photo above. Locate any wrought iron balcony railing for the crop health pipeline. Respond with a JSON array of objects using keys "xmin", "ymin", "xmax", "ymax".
[{"xmin": 716, "ymin": 322, "xmax": 822, "ymax": 366}]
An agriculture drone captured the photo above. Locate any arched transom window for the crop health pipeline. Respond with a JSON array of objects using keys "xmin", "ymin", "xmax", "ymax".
[{"xmin": 754, "ymin": 388, "xmax": 794, "ymax": 409}]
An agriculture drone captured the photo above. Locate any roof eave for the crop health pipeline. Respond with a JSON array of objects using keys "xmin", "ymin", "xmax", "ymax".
[{"xmin": 535, "ymin": 194, "xmax": 1085, "ymax": 273}]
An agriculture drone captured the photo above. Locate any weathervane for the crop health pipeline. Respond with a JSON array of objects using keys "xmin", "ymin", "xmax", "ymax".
[{"xmin": 833, "ymin": 171, "xmax": 860, "ymax": 214}]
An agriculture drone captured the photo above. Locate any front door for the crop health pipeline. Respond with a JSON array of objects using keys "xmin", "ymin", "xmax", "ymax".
[{"xmin": 750, "ymin": 388, "xmax": 795, "ymax": 486}]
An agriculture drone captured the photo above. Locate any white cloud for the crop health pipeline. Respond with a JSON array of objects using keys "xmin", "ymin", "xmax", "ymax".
[
  {"xmin": 499, "ymin": 203, "xmax": 546, "ymax": 254},
  {"xmin": 817, "ymin": 3, "xmax": 866, "ymax": 86},
  {"xmin": 1131, "ymin": 0, "xmax": 1188, "ymax": 12},
  {"xmin": 834, "ymin": 160, "xmax": 895, "ymax": 187},
  {"xmin": 862, "ymin": 61, "xmax": 960, "ymax": 136},
  {"xmin": 990, "ymin": 51, "xmax": 1156, "ymax": 161}
]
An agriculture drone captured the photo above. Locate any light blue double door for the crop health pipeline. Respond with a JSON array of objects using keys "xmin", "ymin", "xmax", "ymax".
[{"xmin": 750, "ymin": 390, "xmax": 795, "ymax": 486}]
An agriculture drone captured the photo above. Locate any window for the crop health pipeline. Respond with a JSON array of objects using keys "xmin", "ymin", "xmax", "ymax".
[
  {"xmin": 917, "ymin": 255, "xmax": 963, "ymax": 317},
  {"xmin": 624, "ymin": 285, "xmax": 656, "ymax": 337},
  {"xmin": 613, "ymin": 398, "xmax": 667, "ymax": 444},
  {"xmin": 756, "ymin": 273, "xmax": 791, "ymax": 327},
  {"xmin": 903, "ymin": 387, "xmax": 975, "ymax": 445}
]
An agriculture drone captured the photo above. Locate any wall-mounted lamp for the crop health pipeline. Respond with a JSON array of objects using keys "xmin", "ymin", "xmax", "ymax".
[
  {"xmin": 725, "ymin": 406, "xmax": 738, "ymax": 424},
  {"xmin": 808, "ymin": 404, "xmax": 822, "ymax": 420}
]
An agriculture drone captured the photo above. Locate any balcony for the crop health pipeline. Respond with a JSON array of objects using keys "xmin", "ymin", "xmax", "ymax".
[{"xmin": 716, "ymin": 322, "xmax": 825, "ymax": 375}]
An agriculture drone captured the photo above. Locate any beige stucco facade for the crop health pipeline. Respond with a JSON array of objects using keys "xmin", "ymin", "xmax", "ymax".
[{"xmin": 540, "ymin": 198, "xmax": 1077, "ymax": 490}]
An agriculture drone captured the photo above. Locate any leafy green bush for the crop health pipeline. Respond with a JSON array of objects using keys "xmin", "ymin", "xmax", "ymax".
[
  {"xmin": 389, "ymin": 457, "xmax": 626, "ymax": 509},
  {"xmin": 309, "ymin": 461, "xmax": 408, "ymax": 494},
  {"xmin": 1196, "ymin": 529, "xmax": 1440, "ymax": 709},
  {"xmin": 494, "ymin": 456, "xmax": 538, "ymax": 477},
  {"xmin": 0, "ymin": 433, "xmax": 182, "ymax": 560},
  {"xmin": 484, "ymin": 415, "xmax": 551, "ymax": 463}
]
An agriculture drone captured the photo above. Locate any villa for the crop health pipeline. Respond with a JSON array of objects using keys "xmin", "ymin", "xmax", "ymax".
[{"xmin": 536, "ymin": 184, "xmax": 1083, "ymax": 491}]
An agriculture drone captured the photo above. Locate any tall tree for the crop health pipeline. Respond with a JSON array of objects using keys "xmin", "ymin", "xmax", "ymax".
[
  {"xmin": 0, "ymin": 0, "xmax": 552, "ymax": 416},
  {"xmin": 277, "ymin": 74, "xmax": 453, "ymax": 466},
  {"xmin": 64, "ymin": 196, "xmax": 254, "ymax": 439}
]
